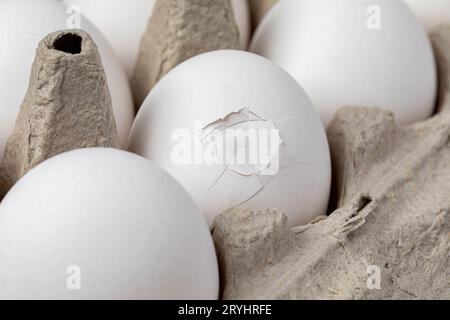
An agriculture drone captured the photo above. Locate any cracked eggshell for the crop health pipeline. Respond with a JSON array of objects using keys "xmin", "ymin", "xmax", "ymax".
[
  {"xmin": 0, "ymin": 148, "xmax": 218, "ymax": 300},
  {"xmin": 403, "ymin": 0, "xmax": 450, "ymax": 33},
  {"xmin": 128, "ymin": 50, "xmax": 331, "ymax": 227},
  {"xmin": 250, "ymin": 0, "xmax": 437, "ymax": 126},
  {"xmin": 64, "ymin": 0, "xmax": 251, "ymax": 76},
  {"xmin": 0, "ymin": 0, "xmax": 134, "ymax": 154}
]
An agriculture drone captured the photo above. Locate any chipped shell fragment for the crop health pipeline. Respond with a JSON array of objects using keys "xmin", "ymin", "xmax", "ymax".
[{"xmin": 0, "ymin": 0, "xmax": 448, "ymax": 301}]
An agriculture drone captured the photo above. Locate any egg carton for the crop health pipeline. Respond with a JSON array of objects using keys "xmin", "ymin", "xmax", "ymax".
[
  {"xmin": 0, "ymin": 0, "xmax": 447, "ymax": 300},
  {"xmin": 0, "ymin": 30, "xmax": 119, "ymax": 197},
  {"xmin": 211, "ymin": 2, "xmax": 450, "ymax": 299}
]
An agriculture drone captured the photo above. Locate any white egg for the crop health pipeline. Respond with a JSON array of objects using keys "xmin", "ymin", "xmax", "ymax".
[
  {"xmin": 403, "ymin": 0, "xmax": 450, "ymax": 33},
  {"xmin": 0, "ymin": 0, "xmax": 134, "ymax": 154},
  {"xmin": 64, "ymin": 0, "xmax": 251, "ymax": 76},
  {"xmin": 128, "ymin": 50, "xmax": 331, "ymax": 227},
  {"xmin": 250, "ymin": 0, "xmax": 437, "ymax": 126},
  {"xmin": 0, "ymin": 148, "xmax": 218, "ymax": 300}
]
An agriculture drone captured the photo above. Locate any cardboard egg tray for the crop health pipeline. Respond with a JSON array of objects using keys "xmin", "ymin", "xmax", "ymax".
[{"xmin": 0, "ymin": 0, "xmax": 448, "ymax": 299}]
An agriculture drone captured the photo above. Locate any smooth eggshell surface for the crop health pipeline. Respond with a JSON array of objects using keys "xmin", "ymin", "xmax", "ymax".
[
  {"xmin": 0, "ymin": 0, "xmax": 135, "ymax": 154},
  {"xmin": 64, "ymin": 0, "xmax": 251, "ymax": 76},
  {"xmin": 0, "ymin": 148, "xmax": 218, "ymax": 300},
  {"xmin": 128, "ymin": 50, "xmax": 331, "ymax": 227},
  {"xmin": 403, "ymin": 0, "xmax": 450, "ymax": 33},
  {"xmin": 250, "ymin": 0, "xmax": 437, "ymax": 126}
]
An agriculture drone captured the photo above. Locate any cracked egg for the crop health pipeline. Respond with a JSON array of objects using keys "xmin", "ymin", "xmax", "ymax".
[{"xmin": 128, "ymin": 50, "xmax": 331, "ymax": 227}]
